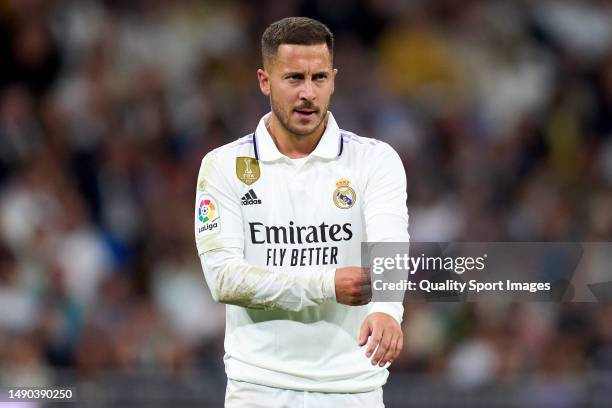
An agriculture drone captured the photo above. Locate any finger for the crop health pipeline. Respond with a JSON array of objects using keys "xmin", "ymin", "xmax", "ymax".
[
  {"xmin": 378, "ymin": 332, "xmax": 397, "ymax": 366},
  {"xmin": 371, "ymin": 329, "xmax": 390, "ymax": 365},
  {"xmin": 379, "ymin": 332, "xmax": 399, "ymax": 367},
  {"xmin": 355, "ymin": 292, "xmax": 370, "ymax": 305},
  {"xmin": 362, "ymin": 269, "xmax": 371, "ymax": 291},
  {"xmin": 366, "ymin": 327, "xmax": 383, "ymax": 358},
  {"xmin": 361, "ymin": 279, "xmax": 372, "ymax": 304},
  {"xmin": 396, "ymin": 332, "xmax": 404, "ymax": 360},
  {"xmin": 363, "ymin": 289, "xmax": 372, "ymax": 304},
  {"xmin": 361, "ymin": 268, "xmax": 371, "ymax": 285},
  {"xmin": 353, "ymin": 284, "xmax": 371, "ymax": 305},
  {"xmin": 358, "ymin": 320, "xmax": 371, "ymax": 346},
  {"xmin": 360, "ymin": 285, "xmax": 372, "ymax": 305}
]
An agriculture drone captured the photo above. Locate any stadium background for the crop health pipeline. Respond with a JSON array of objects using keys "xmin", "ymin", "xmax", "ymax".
[{"xmin": 1, "ymin": 0, "xmax": 612, "ymax": 406}]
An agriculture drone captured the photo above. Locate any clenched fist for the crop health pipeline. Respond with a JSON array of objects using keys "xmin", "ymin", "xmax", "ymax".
[{"xmin": 335, "ymin": 267, "xmax": 372, "ymax": 306}]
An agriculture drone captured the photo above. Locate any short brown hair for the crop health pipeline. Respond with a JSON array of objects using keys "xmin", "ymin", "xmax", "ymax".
[{"xmin": 261, "ymin": 17, "xmax": 334, "ymax": 67}]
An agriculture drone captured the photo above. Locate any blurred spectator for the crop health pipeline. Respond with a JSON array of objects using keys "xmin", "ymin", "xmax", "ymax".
[{"xmin": 0, "ymin": 244, "xmax": 37, "ymax": 333}]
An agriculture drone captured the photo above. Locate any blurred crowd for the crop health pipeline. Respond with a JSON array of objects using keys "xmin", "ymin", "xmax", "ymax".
[{"xmin": 1, "ymin": 0, "xmax": 612, "ymax": 404}]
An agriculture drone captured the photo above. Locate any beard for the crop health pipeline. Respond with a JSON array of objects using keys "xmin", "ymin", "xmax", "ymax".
[{"xmin": 270, "ymin": 92, "xmax": 328, "ymax": 138}]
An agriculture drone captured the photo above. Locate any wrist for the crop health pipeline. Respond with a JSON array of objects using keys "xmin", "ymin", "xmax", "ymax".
[
  {"xmin": 368, "ymin": 302, "xmax": 403, "ymax": 324},
  {"xmin": 322, "ymin": 267, "xmax": 337, "ymax": 302}
]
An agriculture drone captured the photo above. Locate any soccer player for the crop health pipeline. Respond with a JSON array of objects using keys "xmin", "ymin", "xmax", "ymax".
[{"xmin": 195, "ymin": 17, "xmax": 409, "ymax": 407}]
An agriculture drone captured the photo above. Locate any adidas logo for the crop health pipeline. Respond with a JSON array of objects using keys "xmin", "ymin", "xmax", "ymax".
[{"xmin": 241, "ymin": 189, "xmax": 262, "ymax": 205}]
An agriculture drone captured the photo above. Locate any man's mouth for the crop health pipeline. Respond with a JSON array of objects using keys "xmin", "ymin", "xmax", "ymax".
[{"xmin": 294, "ymin": 108, "xmax": 317, "ymax": 119}]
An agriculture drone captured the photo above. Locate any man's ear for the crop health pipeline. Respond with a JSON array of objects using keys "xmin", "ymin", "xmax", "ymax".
[
  {"xmin": 257, "ymin": 69, "xmax": 270, "ymax": 96},
  {"xmin": 331, "ymin": 68, "xmax": 338, "ymax": 95}
]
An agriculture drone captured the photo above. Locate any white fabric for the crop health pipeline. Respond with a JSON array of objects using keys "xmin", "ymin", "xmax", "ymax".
[
  {"xmin": 225, "ymin": 379, "xmax": 384, "ymax": 408},
  {"xmin": 195, "ymin": 111, "xmax": 409, "ymax": 393}
]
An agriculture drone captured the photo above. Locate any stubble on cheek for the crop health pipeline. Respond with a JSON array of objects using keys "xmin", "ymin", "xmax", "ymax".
[
  {"xmin": 269, "ymin": 86, "xmax": 329, "ymax": 136},
  {"xmin": 270, "ymin": 93, "xmax": 302, "ymax": 135}
]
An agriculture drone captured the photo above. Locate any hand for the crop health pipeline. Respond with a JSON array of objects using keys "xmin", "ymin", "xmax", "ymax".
[
  {"xmin": 358, "ymin": 312, "xmax": 403, "ymax": 367},
  {"xmin": 335, "ymin": 267, "xmax": 371, "ymax": 306}
]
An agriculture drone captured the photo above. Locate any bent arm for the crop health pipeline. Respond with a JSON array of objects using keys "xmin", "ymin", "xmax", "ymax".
[
  {"xmin": 200, "ymin": 247, "xmax": 336, "ymax": 311},
  {"xmin": 195, "ymin": 152, "xmax": 337, "ymax": 311}
]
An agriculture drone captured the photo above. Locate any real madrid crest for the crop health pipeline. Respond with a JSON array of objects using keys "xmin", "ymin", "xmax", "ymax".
[
  {"xmin": 333, "ymin": 178, "xmax": 356, "ymax": 209},
  {"xmin": 236, "ymin": 157, "xmax": 260, "ymax": 185}
]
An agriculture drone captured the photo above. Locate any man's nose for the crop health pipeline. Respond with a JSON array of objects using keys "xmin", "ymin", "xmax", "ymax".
[{"xmin": 299, "ymin": 79, "xmax": 316, "ymax": 101}]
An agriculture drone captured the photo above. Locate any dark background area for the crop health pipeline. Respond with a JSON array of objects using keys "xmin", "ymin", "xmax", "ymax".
[{"xmin": 1, "ymin": 0, "xmax": 612, "ymax": 406}]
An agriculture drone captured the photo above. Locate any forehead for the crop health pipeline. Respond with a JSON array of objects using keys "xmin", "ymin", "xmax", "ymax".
[{"xmin": 270, "ymin": 43, "xmax": 332, "ymax": 73}]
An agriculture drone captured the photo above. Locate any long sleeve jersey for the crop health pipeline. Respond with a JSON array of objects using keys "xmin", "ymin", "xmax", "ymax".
[{"xmin": 195, "ymin": 112, "xmax": 409, "ymax": 392}]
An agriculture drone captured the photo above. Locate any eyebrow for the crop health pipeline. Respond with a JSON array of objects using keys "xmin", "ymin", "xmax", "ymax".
[{"xmin": 283, "ymin": 71, "xmax": 329, "ymax": 78}]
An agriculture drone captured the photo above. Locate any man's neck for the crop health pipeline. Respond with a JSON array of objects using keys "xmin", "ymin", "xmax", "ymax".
[{"xmin": 267, "ymin": 112, "xmax": 328, "ymax": 159}]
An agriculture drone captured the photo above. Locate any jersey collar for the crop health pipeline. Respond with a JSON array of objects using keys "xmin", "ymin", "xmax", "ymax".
[{"xmin": 253, "ymin": 111, "xmax": 342, "ymax": 162}]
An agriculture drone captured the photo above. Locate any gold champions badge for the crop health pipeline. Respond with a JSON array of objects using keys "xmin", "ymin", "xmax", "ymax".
[
  {"xmin": 333, "ymin": 178, "xmax": 356, "ymax": 209},
  {"xmin": 236, "ymin": 157, "xmax": 260, "ymax": 185}
]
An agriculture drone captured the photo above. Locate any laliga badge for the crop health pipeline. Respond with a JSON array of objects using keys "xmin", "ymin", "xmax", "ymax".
[
  {"xmin": 196, "ymin": 194, "xmax": 220, "ymax": 237},
  {"xmin": 333, "ymin": 178, "xmax": 356, "ymax": 209},
  {"xmin": 236, "ymin": 157, "xmax": 260, "ymax": 185}
]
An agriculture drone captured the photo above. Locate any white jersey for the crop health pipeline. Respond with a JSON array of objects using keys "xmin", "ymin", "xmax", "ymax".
[{"xmin": 195, "ymin": 112, "xmax": 409, "ymax": 393}]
